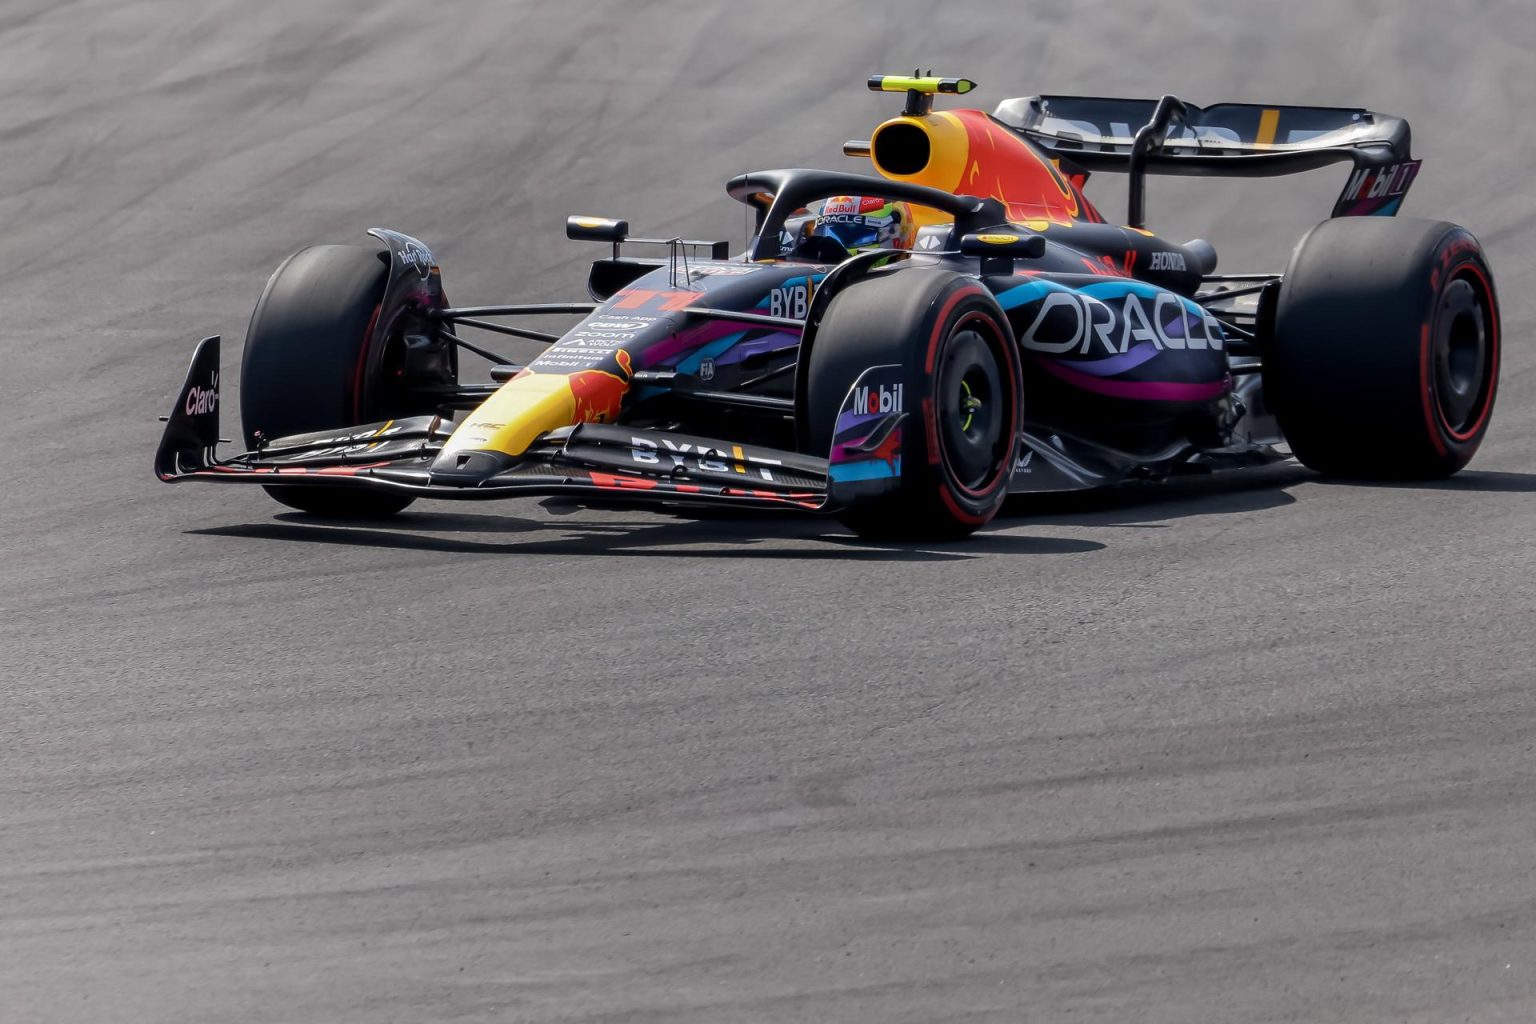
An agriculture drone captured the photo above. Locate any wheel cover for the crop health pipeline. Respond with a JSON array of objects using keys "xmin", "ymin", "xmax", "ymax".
[
  {"xmin": 1432, "ymin": 273, "xmax": 1494, "ymax": 436},
  {"xmin": 936, "ymin": 327, "xmax": 1007, "ymax": 491}
]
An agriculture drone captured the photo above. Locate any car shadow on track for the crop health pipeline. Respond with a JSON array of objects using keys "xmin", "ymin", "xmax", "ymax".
[
  {"xmin": 1002, "ymin": 462, "xmax": 1310, "ymax": 528},
  {"xmin": 1310, "ymin": 469, "xmax": 1536, "ymax": 493},
  {"xmin": 189, "ymin": 515, "xmax": 1106, "ymax": 562},
  {"xmin": 187, "ymin": 463, "xmax": 1328, "ymax": 559}
]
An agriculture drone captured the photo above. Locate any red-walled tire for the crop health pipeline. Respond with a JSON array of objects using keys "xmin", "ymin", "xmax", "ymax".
[
  {"xmin": 1267, "ymin": 218, "xmax": 1500, "ymax": 478},
  {"xmin": 240, "ymin": 244, "xmax": 416, "ymax": 517},
  {"xmin": 805, "ymin": 269, "xmax": 1022, "ymax": 540}
]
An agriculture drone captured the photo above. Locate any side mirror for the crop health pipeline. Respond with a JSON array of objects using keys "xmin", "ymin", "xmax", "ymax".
[
  {"xmin": 566, "ymin": 216, "xmax": 629, "ymax": 243},
  {"xmin": 958, "ymin": 231, "xmax": 1046, "ymax": 260},
  {"xmin": 958, "ymin": 229, "xmax": 1046, "ymax": 276}
]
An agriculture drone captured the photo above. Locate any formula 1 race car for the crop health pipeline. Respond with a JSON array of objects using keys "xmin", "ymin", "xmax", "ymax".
[{"xmin": 156, "ymin": 75, "xmax": 1501, "ymax": 539}]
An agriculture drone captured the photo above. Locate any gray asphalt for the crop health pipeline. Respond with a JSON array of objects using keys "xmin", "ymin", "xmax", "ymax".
[{"xmin": 3, "ymin": 2, "xmax": 1535, "ymax": 1021}]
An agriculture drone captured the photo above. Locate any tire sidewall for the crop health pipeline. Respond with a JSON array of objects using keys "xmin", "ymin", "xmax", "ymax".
[
  {"xmin": 1270, "ymin": 218, "xmax": 1500, "ymax": 478},
  {"xmin": 805, "ymin": 269, "xmax": 1022, "ymax": 536},
  {"xmin": 1419, "ymin": 233, "xmax": 1500, "ymax": 463},
  {"xmin": 911, "ymin": 282, "xmax": 1022, "ymax": 525},
  {"xmin": 239, "ymin": 245, "xmax": 390, "ymax": 449},
  {"xmin": 237, "ymin": 244, "xmax": 414, "ymax": 517}
]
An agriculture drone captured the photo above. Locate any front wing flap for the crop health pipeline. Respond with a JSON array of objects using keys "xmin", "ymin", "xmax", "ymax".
[
  {"xmin": 156, "ymin": 338, "xmax": 854, "ymax": 512},
  {"xmin": 170, "ymin": 427, "xmax": 832, "ymax": 513}
]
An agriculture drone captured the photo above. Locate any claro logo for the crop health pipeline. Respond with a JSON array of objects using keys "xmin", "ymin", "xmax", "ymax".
[{"xmin": 185, "ymin": 372, "xmax": 218, "ymax": 415}]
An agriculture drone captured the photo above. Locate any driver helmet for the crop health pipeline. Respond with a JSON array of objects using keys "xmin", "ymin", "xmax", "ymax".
[{"xmin": 810, "ymin": 195, "xmax": 917, "ymax": 253}]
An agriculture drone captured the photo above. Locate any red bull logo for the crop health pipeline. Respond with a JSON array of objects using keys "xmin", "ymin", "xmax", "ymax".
[
  {"xmin": 822, "ymin": 195, "xmax": 887, "ymax": 216},
  {"xmin": 567, "ymin": 349, "xmax": 633, "ymax": 424},
  {"xmin": 440, "ymin": 350, "xmax": 637, "ymax": 459}
]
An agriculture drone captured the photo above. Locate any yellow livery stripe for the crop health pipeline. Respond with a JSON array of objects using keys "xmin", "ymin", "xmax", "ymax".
[
  {"xmin": 1256, "ymin": 108, "xmax": 1281, "ymax": 148},
  {"xmin": 439, "ymin": 374, "xmax": 577, "ymax": 459},
  {"xmin": 868, "ymin": 75, "xmax": 976, "ymax": 95}
]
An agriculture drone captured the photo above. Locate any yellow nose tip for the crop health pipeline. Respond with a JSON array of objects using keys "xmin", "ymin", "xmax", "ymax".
[{"xmin": 440, "ymin": 373, "xmax": 579, "ymax": 459}]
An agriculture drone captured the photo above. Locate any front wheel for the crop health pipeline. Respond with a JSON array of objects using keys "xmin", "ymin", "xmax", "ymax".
[
  {"xmin": 1266, "ymin": 217, "xmax": 1500, "ymax": 478},
  {"xmin": 805, "ymin": 269, "xmax": 1022, "ymax": 540},
  {"xmin": 240, "ymin": 244, "xmax": 417, "ymax": 517}
]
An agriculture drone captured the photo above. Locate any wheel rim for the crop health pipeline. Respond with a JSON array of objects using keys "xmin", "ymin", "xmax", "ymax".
[
  {"xmin": 937, "ymin": 327, "xmax": 1007, "ymax": 491},
  {"xmin": 1432, "ymin": 272, "xmax": 1493, "ymax": 436},
  {"xmin": 365, "ymin": 305, "xmax": 458, "ymax": 423}
]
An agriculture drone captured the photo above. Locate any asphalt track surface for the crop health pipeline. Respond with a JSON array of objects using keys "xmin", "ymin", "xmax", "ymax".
[{"xmin": 4, "ymin": 2, "xmax": 1536, "ymax": 1021}]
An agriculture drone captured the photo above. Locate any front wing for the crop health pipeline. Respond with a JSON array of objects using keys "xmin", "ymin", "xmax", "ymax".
[{"xmin": 155, "ymin": 337, "xmax": 907, "ymax": 514}]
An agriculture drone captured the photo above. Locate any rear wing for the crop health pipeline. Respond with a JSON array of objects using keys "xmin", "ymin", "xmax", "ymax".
[{"xmin": 993, "ymin": 94, "xmax": 1419, "ymax": 224}]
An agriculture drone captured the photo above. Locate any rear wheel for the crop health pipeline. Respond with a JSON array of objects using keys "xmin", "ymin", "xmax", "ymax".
[
  {"xmin": 1267, "ymin": 217, "xmax": 1500, "ymax": 478},
  {"xmin": 805, "ymin": 269, "xmax": 1022, "ymax": 540},
  {"xmin": 240, "ymin": 244, "xmax": 416, "ymax": 517}
]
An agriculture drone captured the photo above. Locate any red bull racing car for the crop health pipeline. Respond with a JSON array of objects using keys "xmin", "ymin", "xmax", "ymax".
[{"xmin": 156, "ymin": 75, "xmax": 1501, "ymax": 539}]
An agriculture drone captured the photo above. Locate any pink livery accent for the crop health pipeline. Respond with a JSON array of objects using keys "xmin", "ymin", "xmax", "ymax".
[{"xmin": 1035, "ymin": 356, "xmax": 1229, "ymax": 402}]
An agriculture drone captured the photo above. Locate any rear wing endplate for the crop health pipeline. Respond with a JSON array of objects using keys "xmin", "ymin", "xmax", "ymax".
[{"xmin": 994, "ymin": 94, "xmax": 1420, "ymax": 223}]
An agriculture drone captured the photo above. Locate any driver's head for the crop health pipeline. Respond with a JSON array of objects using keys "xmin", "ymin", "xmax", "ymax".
[{"xmin": 810, "ymin": 196, "xmax": 917, "ymax": 254}]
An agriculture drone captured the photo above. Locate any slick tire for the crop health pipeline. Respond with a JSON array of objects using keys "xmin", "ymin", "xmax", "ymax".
[
  {"xmin": 1267, "ymin": 218, "xmax": 1500, "ymax": 478},
  {"xmin": 805, "ymin": 269, "xmax": 1022, "ymax": 540},
  {"xmin": 240, "ymin": 244, "xmax": 416, "ymax": 517}
]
